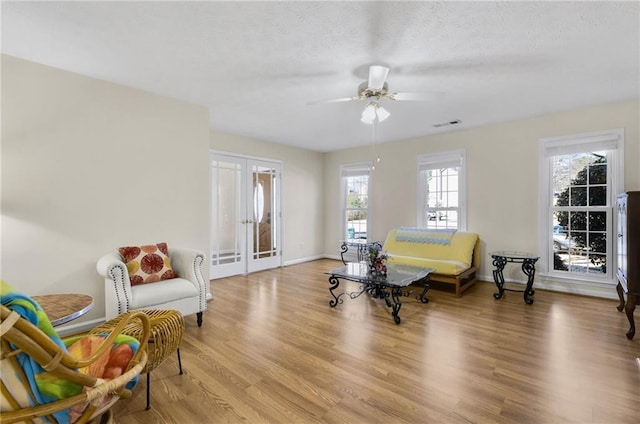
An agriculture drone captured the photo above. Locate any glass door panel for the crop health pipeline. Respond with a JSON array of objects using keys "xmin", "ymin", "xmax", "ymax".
[
  {"xmin": 248, "ymin": 160, "xmax": 281, "ymax": 273},
  {"xmin": 210, "ymin": 155, "xmax": 245, "ymax": 278}
]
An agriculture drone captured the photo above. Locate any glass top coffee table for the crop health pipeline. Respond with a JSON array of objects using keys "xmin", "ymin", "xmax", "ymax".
[{"xmin": 326, "ymin": 262, "xmax": 434, "ymax": 324}]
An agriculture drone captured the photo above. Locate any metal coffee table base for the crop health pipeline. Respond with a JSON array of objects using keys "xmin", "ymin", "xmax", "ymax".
[{"xmin": 329, "ymin": 276, "xmax": 430, "ymax": 325}]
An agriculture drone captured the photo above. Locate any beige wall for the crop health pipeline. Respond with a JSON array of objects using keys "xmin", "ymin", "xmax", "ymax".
[
  {"xmin": 1, "ymin": 55, "xmax": 211, "ymax": 325},
  {"xmin": 323, "ymin": 98, "xmax": 640, "ymax": 286},
  {"xmin": 2, "ymin": 53, "xmax": 637, "ymax": 316},
  {"xmin": 210, "ymin": 131, "xmax": 325, "ymax": 263}
]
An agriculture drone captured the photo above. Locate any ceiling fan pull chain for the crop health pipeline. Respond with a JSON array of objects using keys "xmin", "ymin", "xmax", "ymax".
[
  {"xmin": 376, "ymin": 119, "xmax": 382, "ymax": 164},
  {"xmin": 371, "ymin": 121, "xmax": 376, "ymax": 171}
]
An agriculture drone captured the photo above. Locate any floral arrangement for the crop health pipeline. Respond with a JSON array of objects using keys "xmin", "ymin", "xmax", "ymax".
[{"xmin": 367, "ymin": 242, "xmax": 388, "ymax": 275}]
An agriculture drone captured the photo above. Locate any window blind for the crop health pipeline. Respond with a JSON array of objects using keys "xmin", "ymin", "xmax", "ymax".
[
  {"xmin": 341, "ymin": 163, "xmax": 371, "ymax": 177},
  {"xmin": 417, "ymin": 151, "xmax": 464, "ymax": 171},
  {"xmin": 543, "ymin": 132, "xmax": 621, "ymax": 157}
]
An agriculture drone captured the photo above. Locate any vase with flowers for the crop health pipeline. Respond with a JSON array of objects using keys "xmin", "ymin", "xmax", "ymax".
[{"xmin": 367, "ymin": 242, "xmax": 388, "ymax": 277}]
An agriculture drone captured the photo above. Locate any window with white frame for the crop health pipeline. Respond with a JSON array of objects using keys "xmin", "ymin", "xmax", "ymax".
[
  {"xmin": 417, "ymin": 150, "xmax": 466, "ymax": 230},
  {"xmin": 341, "ymin": 163, "xmax": 371, "ymax": 241},
  {"xmin": 539, "ymin": 129, "xmax": 624, "ymax": 282}
]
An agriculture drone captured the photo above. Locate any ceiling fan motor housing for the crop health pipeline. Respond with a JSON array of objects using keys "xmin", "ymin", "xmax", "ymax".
[{"xmin": 358, "ymin": 81, "xmax": 389, "ymax": 99}]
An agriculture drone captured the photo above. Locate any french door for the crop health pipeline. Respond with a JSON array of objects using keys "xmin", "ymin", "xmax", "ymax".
[{"xmin": 210, "ymin": 153, "xmax": 282, "ymax": 279}]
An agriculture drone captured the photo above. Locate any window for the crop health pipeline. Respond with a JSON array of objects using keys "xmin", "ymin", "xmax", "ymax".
[
  {"xmin": 417, "ymin": 150, "xmax": 466, "ymax": 230},
  {"xmin": 539, "ymin": 129, "xmax": 624, "ymax": 282},
  {"xmin": 341, "ymin": 163, "xmax": 371, "ymax": 241}
]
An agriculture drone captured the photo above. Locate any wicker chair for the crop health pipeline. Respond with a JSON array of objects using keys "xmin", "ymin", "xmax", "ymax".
[{"xmin": 0, "ymin": 304, "xmax": 151, "ymax": 424}]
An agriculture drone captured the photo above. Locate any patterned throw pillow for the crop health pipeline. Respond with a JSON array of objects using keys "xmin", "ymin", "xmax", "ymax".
[{"xmin": 118, "ymin": 242, "xmax": 178, "ymax": 286}]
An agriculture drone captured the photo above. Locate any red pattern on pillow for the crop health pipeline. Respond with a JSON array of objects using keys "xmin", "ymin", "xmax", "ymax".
[{"xmin": 117, "ymin": 242, "xmax": 178, "ymax": 286}]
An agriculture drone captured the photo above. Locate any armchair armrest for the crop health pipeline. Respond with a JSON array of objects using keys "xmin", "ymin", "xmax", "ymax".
[
  {"xmin": 97, "ymin": 252, "xmax": 133, "ymax": 318},
  {"xmin": 169, "ymin": 247, "xmax": 207, "ymax": 312},
  {"xmin": 169, "ymin": 248, "xmax": 204, "ymax": 283}
]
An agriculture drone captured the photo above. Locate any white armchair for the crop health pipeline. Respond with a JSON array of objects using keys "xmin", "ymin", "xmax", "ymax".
[{"xmin": 97, "ymin": 246, "xmax": 207, "ymax": 326}]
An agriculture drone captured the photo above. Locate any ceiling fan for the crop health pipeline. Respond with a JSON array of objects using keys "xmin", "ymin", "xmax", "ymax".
[{"xmin": 310, "ymin": 65, "xmax": 430, "ymax": 123}]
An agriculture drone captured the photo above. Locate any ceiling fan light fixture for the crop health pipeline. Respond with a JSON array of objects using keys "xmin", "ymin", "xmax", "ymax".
[
  {"xmin": 360, "ymin": 103, "xmax": 377, "ymax": 124},
  {"xmin": 376, "ymin": 105, "xmax": 390, "ymax": 122},
  {"xmin": 361, "ymin": 102, "xmax": 391, "ymax": 124}
]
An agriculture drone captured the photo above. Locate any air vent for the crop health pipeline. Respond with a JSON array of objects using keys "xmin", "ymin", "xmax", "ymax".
[{"xmin": 433, "ymin": 119, "xmax": 461, "ymax": 128}]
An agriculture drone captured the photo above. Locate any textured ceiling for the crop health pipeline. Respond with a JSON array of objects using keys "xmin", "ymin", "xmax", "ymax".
[{"xmin": 2, "ymin": 1, "xmax": 639, "ymax": 152}]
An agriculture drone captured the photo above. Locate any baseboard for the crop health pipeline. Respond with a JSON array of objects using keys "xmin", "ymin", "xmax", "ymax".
[
  {"xmin": 533, "ymin": 279, "xmax": 618, "ymax": 300},
  {"xmin": 283, "ymin": 254, "xmax": 326, "ymax": 266},
  {"xmin": 284, "ymin": 254, "xmax": 344, "ymax": 266},
  {"xmin": 323, "ymin": 254, "xmax": 342, "ymax": 261}
]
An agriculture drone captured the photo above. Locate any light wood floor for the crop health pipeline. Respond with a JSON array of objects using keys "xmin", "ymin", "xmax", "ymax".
[{"xmin": 113, "ymin": 259, "xmax": 639, "ymax": 424}]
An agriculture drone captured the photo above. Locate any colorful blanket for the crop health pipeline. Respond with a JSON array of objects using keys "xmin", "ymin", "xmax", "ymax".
[
  {"xmin": 0, "ymin": 280, "xmax": 140, "ymax": 423},
  {"xmin": 395, "ymin": 227, "xmax": 457, "ymax": 245}
]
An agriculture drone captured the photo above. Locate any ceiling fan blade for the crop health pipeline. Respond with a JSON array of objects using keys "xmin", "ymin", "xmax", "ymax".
[
  {"xmin": 307, "ymin": 96, "xmax": 357, "ymax": 105},
  {"xmin": 368, "ymin": 65, "xmax": 389, "ymax": 90}
]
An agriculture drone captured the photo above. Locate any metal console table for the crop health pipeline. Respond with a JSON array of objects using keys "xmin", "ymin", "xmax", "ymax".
[
  {"xmin": 490, "ymin": 251, "xmax": 539, "ymax": 304},
  {"xmin": 340, "ymin": 240, "xmax": 379, "ymax": 264}
]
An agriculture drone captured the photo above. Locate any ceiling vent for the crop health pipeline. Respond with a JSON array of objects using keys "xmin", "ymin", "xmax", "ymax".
[{"xmin": 433, "ymin": 119, "xmax": 462, "ymax": 128}]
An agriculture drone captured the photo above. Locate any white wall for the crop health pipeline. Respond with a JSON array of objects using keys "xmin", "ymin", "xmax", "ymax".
[
  {"xmin": 323, "ymin": 98, "xmax": 639, "ymax": 294},
  {"xmin": 210, "ymin": 131, "xmax": 325, "ymax": 264},
  {"xmin": 1, "ymin": 55, "xmax": 211, "ymax": 327}
]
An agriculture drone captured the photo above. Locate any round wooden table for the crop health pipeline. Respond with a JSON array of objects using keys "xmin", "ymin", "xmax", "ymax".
[{"xmin": 31, "ymin": 293, "xmax": 94, "ymax": 327}]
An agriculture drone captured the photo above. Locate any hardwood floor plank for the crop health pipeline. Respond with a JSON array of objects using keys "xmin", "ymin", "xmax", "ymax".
[{"xmin": 113, "ymin": 259, "xmax": 639, "ymax": 423}]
